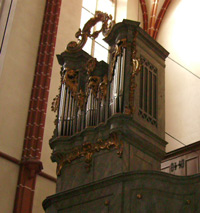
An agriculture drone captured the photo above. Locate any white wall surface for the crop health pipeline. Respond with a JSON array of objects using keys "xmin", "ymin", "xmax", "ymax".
[{"xmin": 157, "ymin": 0, "xmax": 200, "ymax": 152}]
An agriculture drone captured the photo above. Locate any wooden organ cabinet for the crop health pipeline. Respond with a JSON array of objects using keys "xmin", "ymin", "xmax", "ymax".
[{"xmin": 44, "ymin": 12, "xmax": 200, "ymax": 213}]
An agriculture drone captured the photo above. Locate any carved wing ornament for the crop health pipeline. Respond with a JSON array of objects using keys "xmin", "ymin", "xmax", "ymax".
[{"xmin": 66, "ymin": 11, "xmax": 115, "ymax": 53}]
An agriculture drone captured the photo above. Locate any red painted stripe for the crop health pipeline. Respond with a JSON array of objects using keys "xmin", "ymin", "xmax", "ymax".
[
  {"xmin": 39, "ymin": 171, "xmax": 57, "ymax": 183},
  {"xmin": 0, "ymin": 151, "xmax": 20, "ymax": 165}
]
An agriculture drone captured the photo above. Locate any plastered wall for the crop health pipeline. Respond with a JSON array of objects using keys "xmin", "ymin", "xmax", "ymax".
[
  {"xmin": 157, "ymin": 0, "xmax": 200, "ymax": 152},
  {"xmin": 0, "ymin": 0, "xmax": 45, "ymax": 159},
  {"xmin": 0, "ymin": 0, "xmax": 46, "ymax": 211},
  {"xmin": 0, "ymin": 158, "xmax": 19, "ymax": 212},
  {"xmin": 127, "ymin": 0, "xmax": 143, "ymax": 26},
  {"xmin": 33, "ymin": 176, "xmax": 56, "ymax": 213}
]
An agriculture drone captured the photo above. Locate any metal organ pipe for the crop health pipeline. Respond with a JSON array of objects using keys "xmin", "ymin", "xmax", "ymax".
[
  {"xmin": 86, "ymin": 91, "xmax": 91, "ymax": 127},
  {"xmin": 62, "ymin": 87, "xmax": 70, "ymax": 135},
  {"xmin": 66, "ymin": 93, "xmax": 72, "ymax": 135},
  {"xmin": 119, "ymin": 48, "xmax": 125, "ymax": 113},
  {"xmin": 58, "ymin": 83, "xmax": 66, "ymax": 135},
  {"xmin": 113, "ymin": 56, "xmax": 118, "ymax": 114}
]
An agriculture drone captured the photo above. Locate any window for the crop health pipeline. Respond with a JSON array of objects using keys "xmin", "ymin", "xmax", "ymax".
[{"xmin": 81, "ymin": 0, "xmax": 116, "ymax": 62}]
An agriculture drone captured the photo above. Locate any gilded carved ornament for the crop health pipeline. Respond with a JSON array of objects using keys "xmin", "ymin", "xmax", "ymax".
[
  {"xmin": 125, "ymin": 32, "xmax": 141, "ymax": 114},
  {"xmin": 85, "ymin": 58, "xmax": 97, "ymax": 75},
  {"xmin": 56, "ymin": 133, "xmax": 123, "ymax": 175},
  {"xmin": 99, "ymin": 75, "xmax": 108, "ymax": 101},
  {"xmin": 64, "ymin": 67, "xmax": 78, "ymax": 96},
  {"xmin": 88, "ymin": 76, "xmax": 101, "ymax": 97},
  {"xmin": 66, "ymin": 11, "xmax": 115, "ymax": 53},
  {"xmin": 77, "ymin": 89, "xmax": 85, "ymax": 111},
  {"xmin": 109, "ymin": 38, "xmax": 127, "ymax": 81},
  {"xmin": 51, "ymin": 94, "xmax": 60, "ymax": 113}
]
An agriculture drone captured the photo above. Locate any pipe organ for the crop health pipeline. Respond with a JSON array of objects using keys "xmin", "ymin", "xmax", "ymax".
[
  {"xmin": 52, "ymin": 17, "xmax": 167, "ymax": 139},
  {"xmin": 43, "ymin": 12, "xmax": 200, "ymax": 213}
]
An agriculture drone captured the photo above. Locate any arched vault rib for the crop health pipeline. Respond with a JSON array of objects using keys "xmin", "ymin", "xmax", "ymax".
[
  {"xmin": 148, "ymin": 0, "xmax": 160, "ymax": 36},
  {"xmin": 153, "ymin": 0, "xmax": 172, "ymax": 39},
  {"xmin": 139, "ymin": 0, "xmax": 148, "ymax": 31}
]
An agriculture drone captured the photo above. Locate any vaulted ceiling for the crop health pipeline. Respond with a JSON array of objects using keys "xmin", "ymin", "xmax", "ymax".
[{"xmin": 139, "ymin": 0, "xmax": 172, "ymax": 39}]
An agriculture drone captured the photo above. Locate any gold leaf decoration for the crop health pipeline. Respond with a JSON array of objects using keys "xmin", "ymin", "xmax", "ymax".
[
  {"xmin": 56, "ymin": 133, "xmax": 123, "ymax": 175},
  {"xmin": 66, "ymin": 11, "xmax": 115, "ymax": 53}
]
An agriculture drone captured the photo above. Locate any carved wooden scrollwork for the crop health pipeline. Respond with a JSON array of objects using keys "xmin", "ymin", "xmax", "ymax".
[
  {"xmin": 66, "ymin": 11, "xmax": 115, "ymax": 53},
  {"xmin": 56, "ymin": 133, "xmax": 123, "ymax": 175},
  {"xmin": 77, "ymin": 89, "xmax": 85, "ymax": 111},
  {"xmin": 51, "ymin": 94, "xmax": 60, "ymax": 113},
  {"xmin": 85, "ymin": 58, "xmax": 97, "ymax": 75},
  {"xmin": 109, "ymin": 38, "xmax": 127, "ymax": 81},
  {"xmin": 99, "ymin": 75, "xmax": 108, "ymax": 100},
  {"xmin": 64, "ymin": 68, "xmax": 78, "ymax": 96},
  {"xmin": 88, "ymin": 76, "xmax": 101, "ymax": 97},
  {"xmin": 127, "ymin": 31, "xmax": 141, "ymax": 114}
]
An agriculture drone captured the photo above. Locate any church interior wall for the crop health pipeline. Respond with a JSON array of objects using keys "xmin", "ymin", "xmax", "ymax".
[
  {"xmin": 157, "ymin": 0, "xmax": 200, "ymax": 152},
  {"xmin": 0, "ymin": 158, "xmax": 19, "ymax": 212},
  {"xmin": 0, "ymin": 0, "xmax": 46, "ymax": 159},
  {"xmin": 127, "ymin": 0, "xmax": 143, "ymax": 27},
  {"xmin": 32, "ymin": 175, "xmax": 56, "ymax": 213}
]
